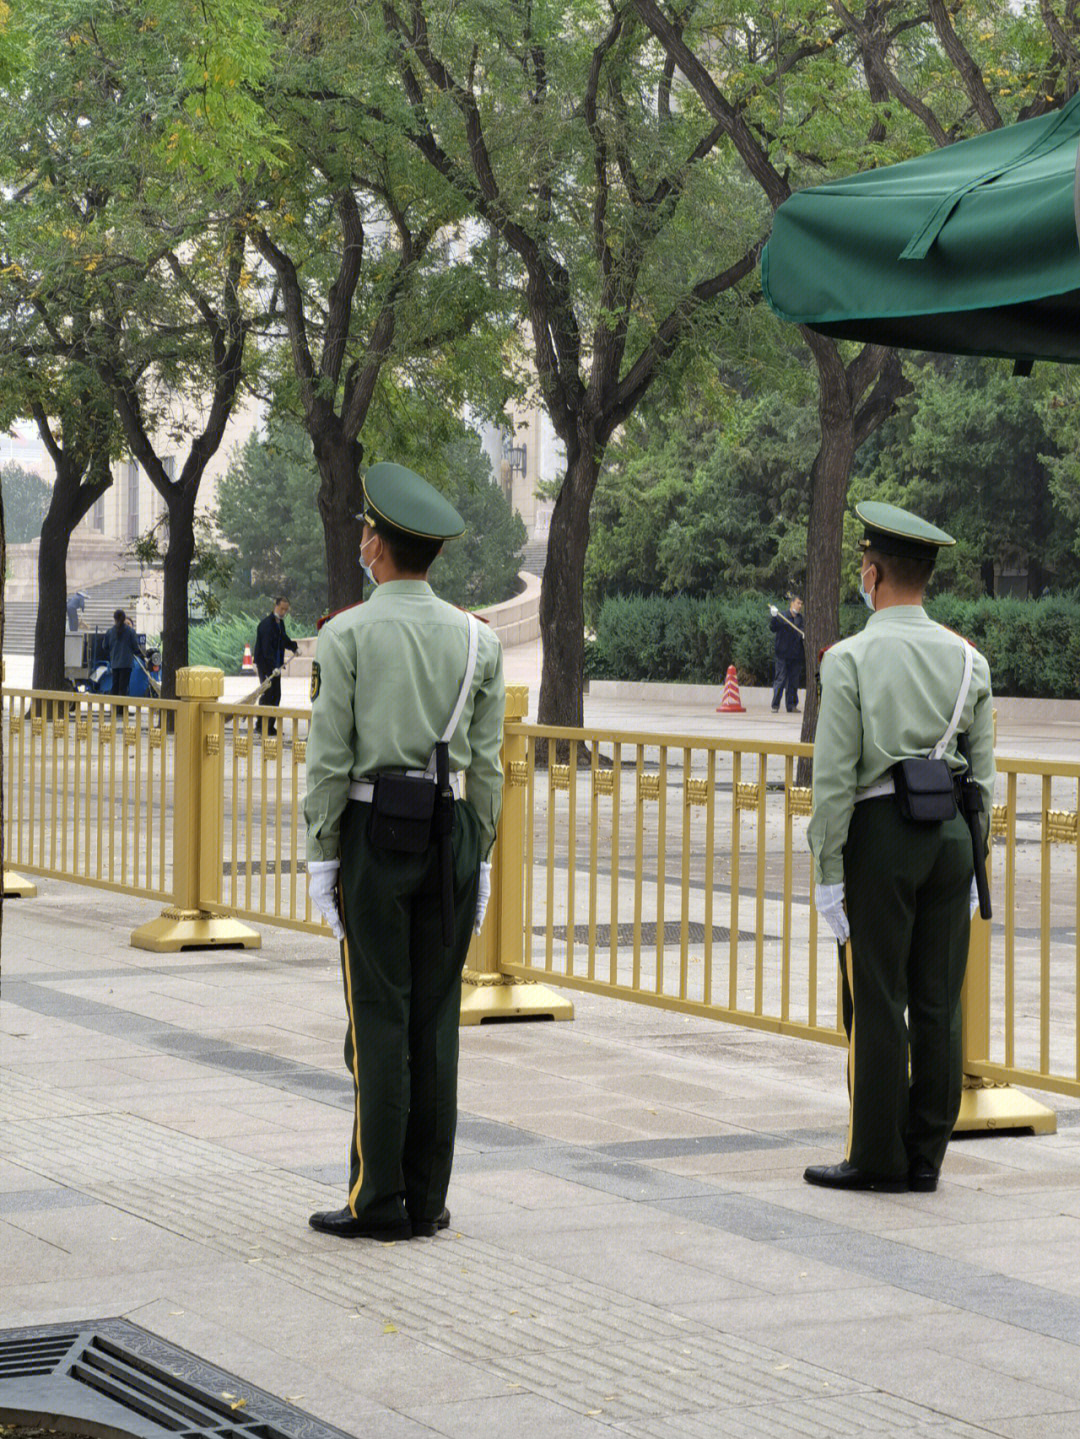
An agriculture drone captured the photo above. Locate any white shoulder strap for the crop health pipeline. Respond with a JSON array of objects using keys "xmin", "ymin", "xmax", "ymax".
[
  {"xmin": 442, "ymin": 613, "xmax": 479, "ymax": 744},
  {"xmin": 930, "ymin": 642, "xmax": 974, "ymax": 760},
  {"xmin": 424, "ymin": 614, "xmax": 480, "ymax": 776}
]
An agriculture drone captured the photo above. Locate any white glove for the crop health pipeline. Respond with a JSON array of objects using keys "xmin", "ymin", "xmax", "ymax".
[
  {"xmin": 815, "ymin": 881, "xmax": 850, "ymax": 944},
  {"xmin": 308, "ymin": 859, "xmax": 344, "ymax": 940},
  {"xmin": 474, "ymin": 861, "xmax": 492, "ymax": 933},
  {"xmin": 769, "ymin": 605, "xmax": 778, "ymax": 617},
  {"xmin": 970, "ymin": 876, "xmax": 979, "ymax": 919}
]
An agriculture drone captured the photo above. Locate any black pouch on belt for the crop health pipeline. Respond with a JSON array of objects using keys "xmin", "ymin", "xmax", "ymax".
[
  {"xmin": 892, "ymin": 757, "xmax": 958, "ymax": 824},
  {"xmin": 369, "ymin": 773, "xmax": 437, "ymax": 852}
]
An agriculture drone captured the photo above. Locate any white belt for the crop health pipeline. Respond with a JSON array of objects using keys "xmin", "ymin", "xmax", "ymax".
[
  {"xmin": 854, "ymin": 778, "xmax": 895, "ymax": 802},
  {"xmin": 348, "ymin": 772, "xmax": 462, "ymax": 803}
]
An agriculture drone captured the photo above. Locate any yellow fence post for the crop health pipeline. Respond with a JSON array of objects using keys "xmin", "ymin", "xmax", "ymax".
[
  {"xmin": 130, "ymin": 667, "xmax": 261, "ymax": 953},
  {"xmin": 956, "ymin": 831, "xmax": 1056, "ymax": 1133},
  {"xmin": 460, "ymin": 684, "xmax": 573, "ymax": 1024},
  {"xmin": 0, "ymin": 660, "xmax": 37, "ymax": 898}
]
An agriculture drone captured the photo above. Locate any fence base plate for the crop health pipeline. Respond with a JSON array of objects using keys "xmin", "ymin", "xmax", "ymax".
[
  {"xmin": 955, "ymin": 1078, "xmax": 1057, "ymax": 1134},
  {"xmin": 130, "ymin": 910, "xmax": 262, "ymax": 953},
  {"xmin": 3, "ymin": 870, "xmax": 37, "ymax": 899},
  {"xmin": 460, "ymin": 974, "xmax": 574, "ymax": 1025}
]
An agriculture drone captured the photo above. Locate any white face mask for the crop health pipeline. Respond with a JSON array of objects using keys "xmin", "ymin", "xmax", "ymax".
[
  {"xmin": 359, "ymin": 535, "xmax": 379, "ymax": 586},
  {"xmin": 858, "ymin": 566, "xmax": 876, "ymax": 612}
]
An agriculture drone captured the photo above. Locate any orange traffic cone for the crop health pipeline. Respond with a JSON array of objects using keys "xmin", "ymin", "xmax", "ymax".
[
  {"xmin": 716, "ymin": 665, "xmax": 745, "ymax": 713},
  {"xmin": 241, "ymin": 644, "xmax": 256, "ymax": 675}
]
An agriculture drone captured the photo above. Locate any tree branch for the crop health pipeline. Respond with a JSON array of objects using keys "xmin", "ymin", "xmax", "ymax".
[
  {"xmin": 827, "ymin": 0, "xmax": 951, "ymax": 147},
  {"xmin": 926, "ymin": 0, "xmax": 1001, "ymax": 130},
  {"xmin": 250, "ymin": 225, "xmax": 320, "ymax": 417},
  {"xmin": 319, "ymin": 189, "xmax": 365, "ymax": 387},
  {"xmin": 631, "ymin": 0, "xmax": 791, "ymax": 210},
  {"xmin": 609, "ymin": 238, "xmax": 764, "ymax": 434}
]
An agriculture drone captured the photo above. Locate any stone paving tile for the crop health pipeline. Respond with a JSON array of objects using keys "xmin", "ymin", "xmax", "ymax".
[
  {"xmin": 6, "ymin": 893, "xmax": 1080, "ymax": 1438},
  {"xmin": 989, "ymin": 1414, "xmax": 1080, "ymax": 1438},
  {"xmin": 0, "ymin": 1068, "xmax": 104, "ymax": 1119},
  {"xmin": 0, "ymin": 1216, "xmax": 84, "ymax": 1285},
  {"xmin": 488, "ymin": 1331, "xmax": 862, "ymax": 1425},
  {"xmin": 5, "ymin": 1203, "xmax": 211, "ymax": 1277},
  {"xmin": 613, "ymin": 1392, "xmax": 1002, "ymax": 1437},
  {"xmin": 404, "ymin": 1392, "xmax": 623, "ymax": 1437}
]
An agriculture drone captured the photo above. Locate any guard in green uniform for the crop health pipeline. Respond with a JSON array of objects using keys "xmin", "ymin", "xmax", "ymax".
[
  {"xmin": 806, "ymin": 501, "xmax": 994, "ymax": 1193},
  {"xmin": 304, "ymin": 462, "xmax": 505, "ymax": 1240}
]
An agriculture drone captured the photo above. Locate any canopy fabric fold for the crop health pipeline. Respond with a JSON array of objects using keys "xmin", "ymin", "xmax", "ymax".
[{"xmin": 761, "ymin": 95, "xmax": 1080, "ymax": 364}]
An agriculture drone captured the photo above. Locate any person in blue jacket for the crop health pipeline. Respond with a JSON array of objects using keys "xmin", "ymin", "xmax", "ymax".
[
  {"xmin": 769, "ymin": 594, "xmax": 804, "ymax": 713},
  {"xmin": 103, "ymin": 610, "xmax": 145, "ymax": 706}
]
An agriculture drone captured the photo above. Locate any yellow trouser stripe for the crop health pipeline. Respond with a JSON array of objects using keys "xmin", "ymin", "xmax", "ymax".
[{"xmin": 339, "ymin": 888, "xmax": 364, "ymax": 1215}]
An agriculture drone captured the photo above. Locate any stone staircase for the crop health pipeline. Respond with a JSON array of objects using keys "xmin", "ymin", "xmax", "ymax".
[
  {"xmin": 520, "ymin": 537, "xmax": 549, "ymax": 578},
  {"xmin": 4, "ymin": 575, "xmax": 145, "ymax": 654}
]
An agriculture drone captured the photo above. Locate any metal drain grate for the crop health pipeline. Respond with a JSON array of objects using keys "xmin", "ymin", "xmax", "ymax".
[
  {"xmin": 0, "ymin": 1333, "xmax": 79, "ymax": 1379},
  {"xmin": 0, "ymin": 1320, "xmax": 354, "ymax": 1439}
]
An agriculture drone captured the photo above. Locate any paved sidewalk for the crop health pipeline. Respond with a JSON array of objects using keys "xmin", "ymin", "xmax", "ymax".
[{"xmin": 5, "ymin": 877, "xmax": 1080, "ymax": 1439}]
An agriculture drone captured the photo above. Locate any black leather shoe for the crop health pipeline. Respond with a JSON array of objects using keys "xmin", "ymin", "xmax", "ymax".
[
  {"xmin": 803, "ymin": 1161, "xmax": 907, "ymax": 1193},
  {"xmin": 410, "ymin": 1207, "xmax": 451, "ymax": 1238},
  {"xmin": 909, "ymin": 1159, "xmax": 939, "ymax": 1193},
  {"xmin": 308, "ymin": 1206, "xmax": 412, "ymax": 1240}
]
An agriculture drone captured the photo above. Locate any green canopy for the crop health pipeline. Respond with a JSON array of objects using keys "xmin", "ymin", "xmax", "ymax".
[{"xmin": 761, "ymin": 96, "xmax": 1080, "ymax": 366}]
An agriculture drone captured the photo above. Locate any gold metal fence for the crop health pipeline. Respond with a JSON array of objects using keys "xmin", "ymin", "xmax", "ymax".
[
  {"xmin": 468, "ymin": 704, "xmax": 1080, "ymax": 1111},
  {"xmin": 6, "ymin": 672, "xmax": 1079, "ymax": 1111},
  {"xmin": 474, "ymin": 718, "xmax": 844, "ymax": 1044},
  {"xmin": 197, "ymin": 699, "xmax": 317, "ymax": 933},
  {"xmin": 964, "ymin": 758, "xmax": 1080, "ymax": 1100},
  {"xmin": 3, "ymin": 688, "xmax": 178, "ymax": 901}
]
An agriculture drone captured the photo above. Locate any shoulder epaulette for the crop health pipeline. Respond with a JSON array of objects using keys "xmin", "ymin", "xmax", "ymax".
[{"xmin": 316, "ymin": 599, "xmax": 364, "ymax": 631}]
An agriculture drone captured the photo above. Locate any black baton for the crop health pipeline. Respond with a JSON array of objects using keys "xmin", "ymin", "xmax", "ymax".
[
  {"xmin": 957, "ymin": 734, "xmax": 991, "ymax": 921},
  {"xmin": 435, "ymin": 739, "xmax": 455, "ymax": 947}
]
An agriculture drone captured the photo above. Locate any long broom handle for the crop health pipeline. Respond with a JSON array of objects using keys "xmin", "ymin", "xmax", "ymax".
[{"xmin": 771, "ymin": 608, "xmax": 804, "ymax": 636}]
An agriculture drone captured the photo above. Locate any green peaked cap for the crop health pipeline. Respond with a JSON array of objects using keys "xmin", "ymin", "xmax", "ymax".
[
  {"xmin": 856, "ymin": 500, "xmax": 955, "ymax": 561},
  {"xmin": 361, "ymin": 462, "xmax": 465, "ymax": 541}
]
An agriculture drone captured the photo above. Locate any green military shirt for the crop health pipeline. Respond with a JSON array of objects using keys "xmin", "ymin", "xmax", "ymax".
[
  {"xmin": 304, "ymin": 581, "xmax": 506, "ymax": 863},
  {"xmin": 807, "ymin": 606, "xmax": 994, "ymax": 885}
]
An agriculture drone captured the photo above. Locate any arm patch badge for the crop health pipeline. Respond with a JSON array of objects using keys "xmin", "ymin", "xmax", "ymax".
[{"xmin": 310, "ymin": 660, "xmax": 321, "ymax": 703}]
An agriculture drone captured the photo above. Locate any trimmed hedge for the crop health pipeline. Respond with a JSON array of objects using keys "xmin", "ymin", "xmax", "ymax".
[{"xmin": 585, "ymin": 594, "xmax": 1080, "ymax": 699}]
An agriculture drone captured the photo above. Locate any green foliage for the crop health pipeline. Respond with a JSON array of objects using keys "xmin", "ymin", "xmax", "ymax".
[
  {"xmin": 217, "ymin": 417, "xmax": 524, "ymax": 616},
  {"xmin": 586, "ymin": 377, "xmax": 817, "ymax": 617},
  {"xmin": 187, "ymin": 612, "xmax": 266, "ymax": 672},
  {"xmin": 1, "ymin": 463, "xmax": 50, "ymax": 543},
  {"xmin": 923, "ymin": 594, "xmax": 1080, "ymax": 698},
  {"xmin": 587, "ymin": 592, "xmax": 1080, "ymax": 698},
  {"xmin": 852, "ymin": 356, "xmax": 1080, "ymax": 598},
  {"xmin": 588, "ymin": 352, "xmax": 1080, "ymax": 618},
  {"xmin": 216, "ymin": 420, "xmax": 330, "ymax": 620},
  {"xmin": 424, "ymin": 438, "xmax": 526, "ymax": 609}
]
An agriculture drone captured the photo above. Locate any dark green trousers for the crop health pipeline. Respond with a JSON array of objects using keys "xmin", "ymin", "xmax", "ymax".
[
  {"xmin": 336, "ymin": 797, "xmax": 482, "ymax": 1228},
  {"xmin": 842, "ymin": 799, "xmax": 974, "ymax": 1178}
]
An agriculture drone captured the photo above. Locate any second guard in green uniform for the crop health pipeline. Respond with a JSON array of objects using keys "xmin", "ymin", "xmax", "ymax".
[
  {"xmin": 806, "ymin": 501, "xmax": 994, "ymax": 1193},
  {"xmin": 304, "ymin": 462, "xmax": 505, "ymax": 1240}
]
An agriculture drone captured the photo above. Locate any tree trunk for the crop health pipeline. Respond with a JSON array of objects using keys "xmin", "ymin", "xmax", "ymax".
[
  {"xmin": 537, "ymin": 443, "xmax": 599, "ymax": 738},
  {"xmin": 312, "ymin": 427, "xmax": 365, "ymax": 612},
  {"xmin": 32, "ymin": 507, "xmax": 72, "ymax": 695},
  {"xmin": 160, "ymin": 490, "xmax": 196, "ymax": 700},
  {"xmin": 797, "ymin": 361, "xmax": 857, "ymax": 785},
  {"xmin": 32, "ymin": 456, "xmax": 107, "ymax": 694}
]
